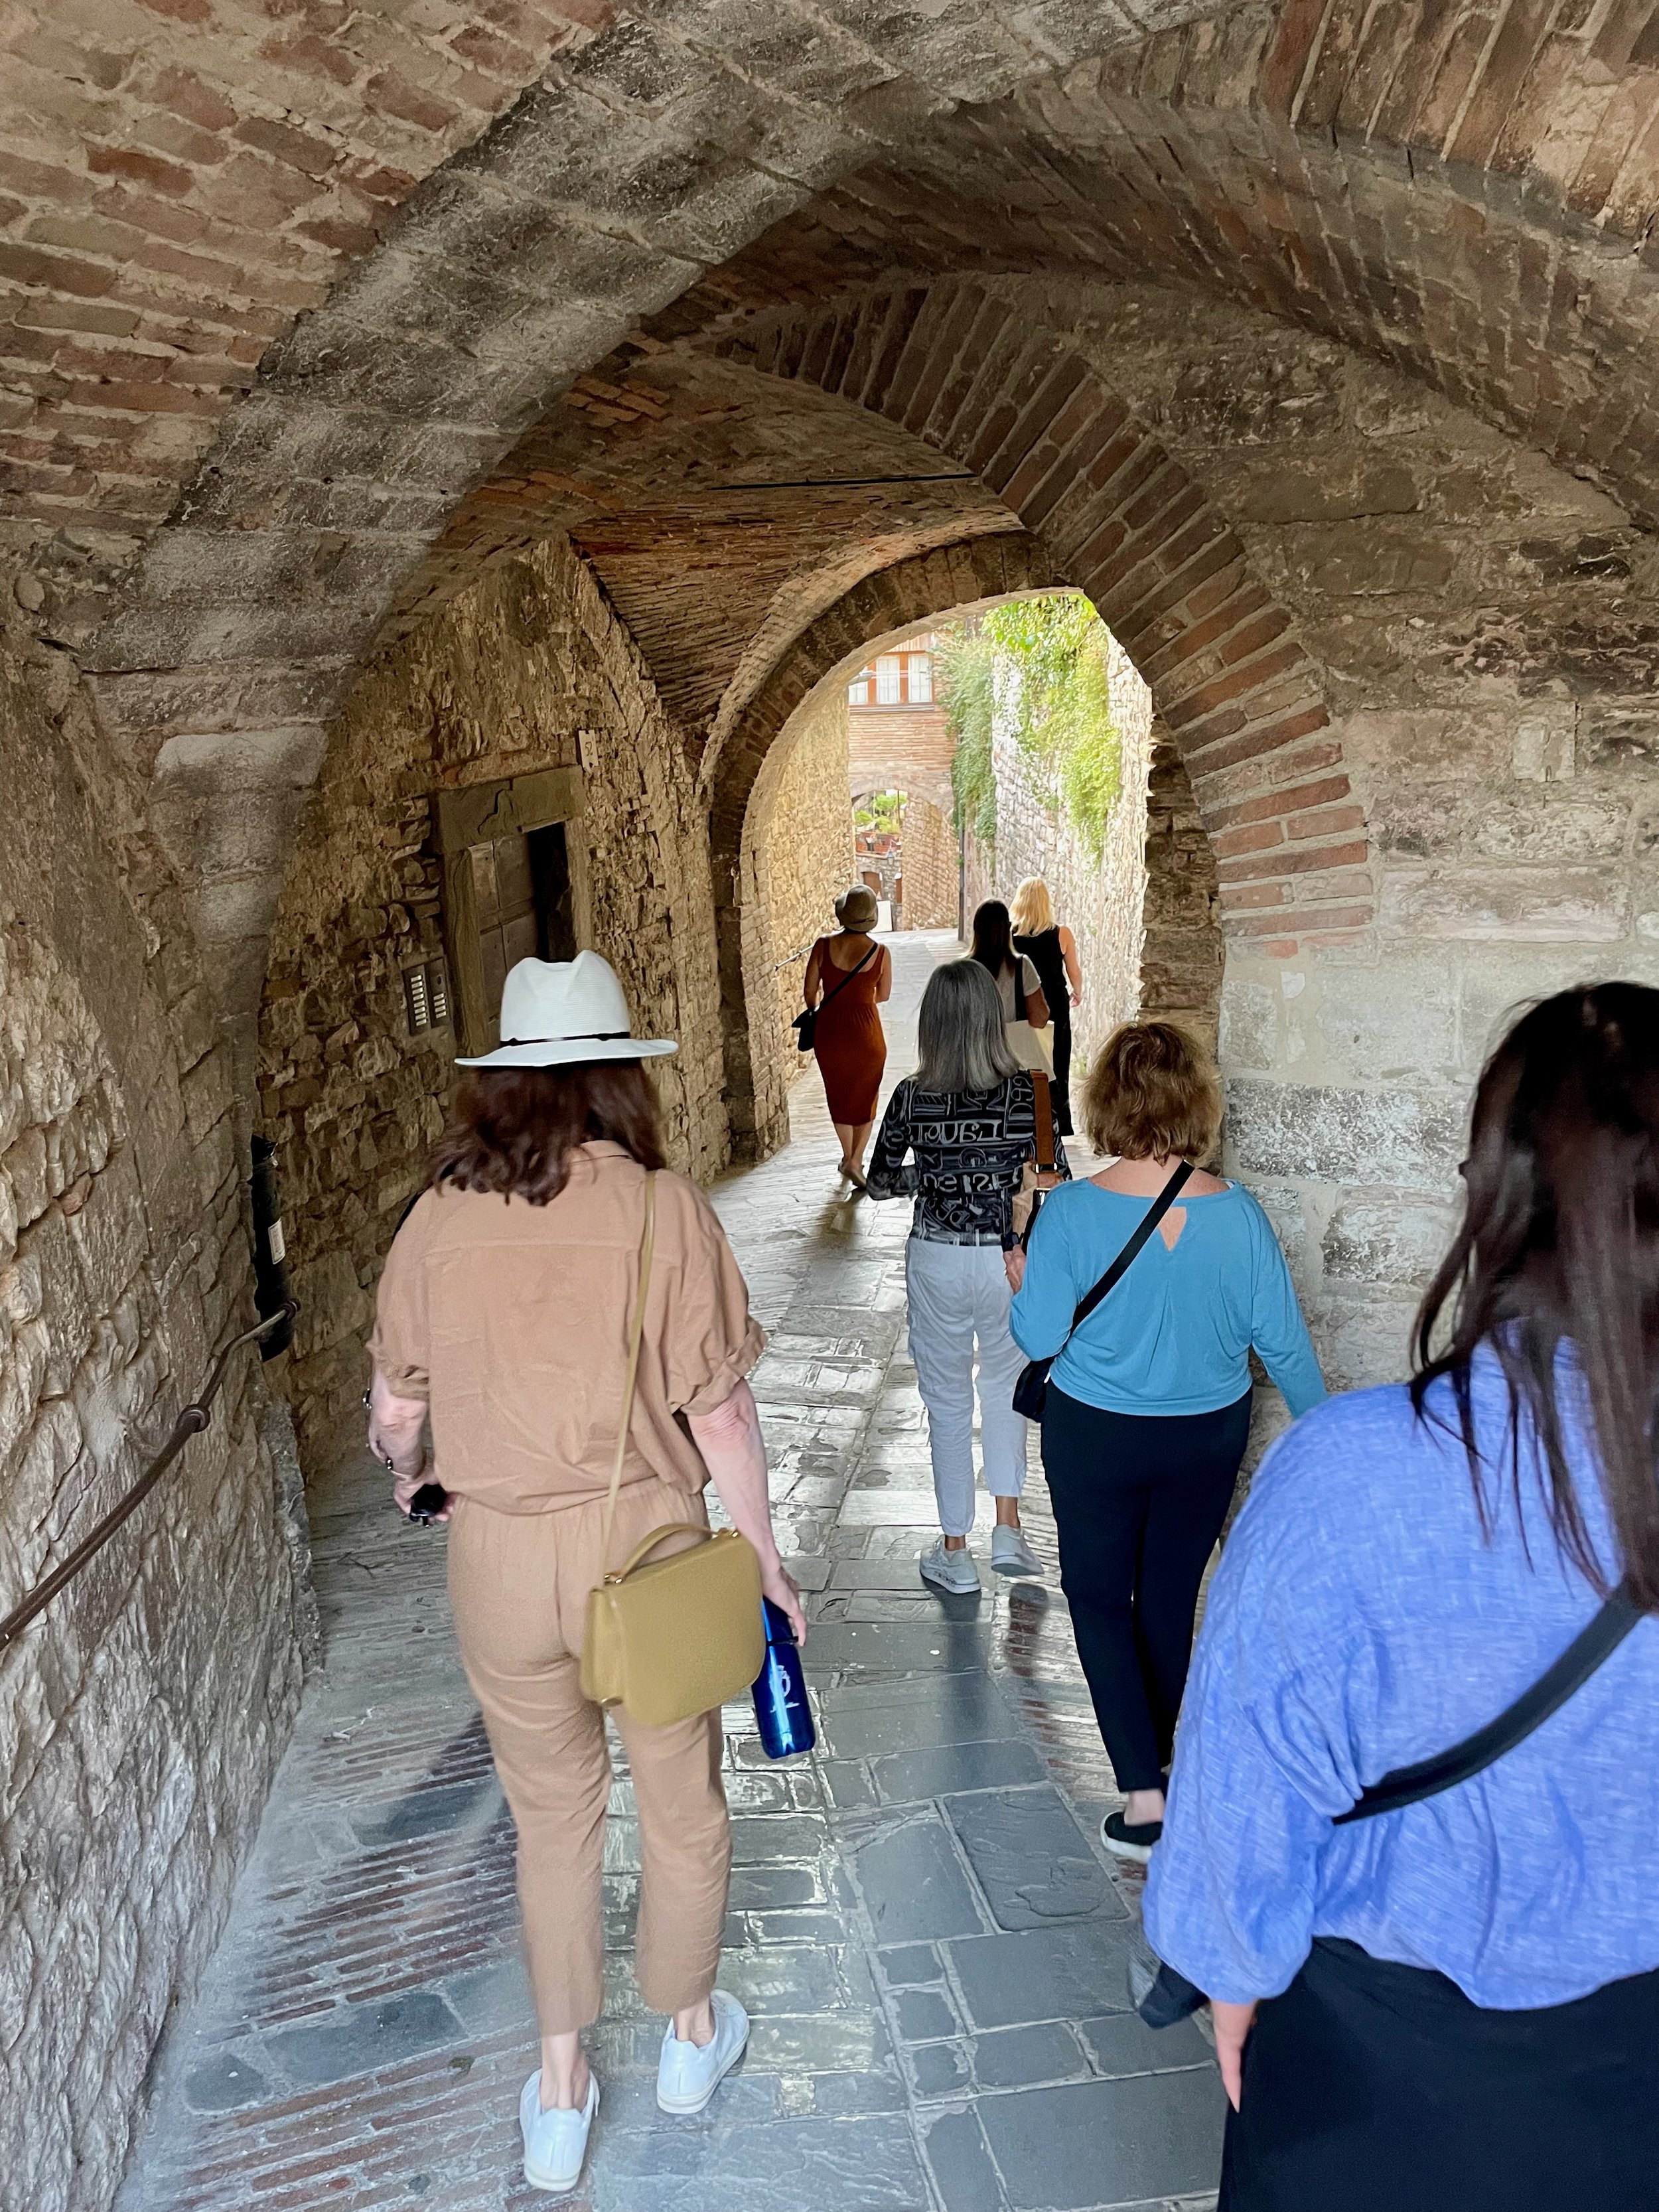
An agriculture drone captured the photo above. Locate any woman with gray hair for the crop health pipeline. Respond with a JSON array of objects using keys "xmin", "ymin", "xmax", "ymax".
[{"xmin": 867, "ymin": 960, "xmax": 1067, "ymax": 1592}]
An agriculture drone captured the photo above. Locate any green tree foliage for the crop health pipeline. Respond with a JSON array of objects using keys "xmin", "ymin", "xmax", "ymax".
[
  {"xmin": 940, "ymin": 594, "xmax": 1121, "ymax": 857},
  {"xmin": 854, "ymin": 790, "xmax": 904, "ymax": 832}
]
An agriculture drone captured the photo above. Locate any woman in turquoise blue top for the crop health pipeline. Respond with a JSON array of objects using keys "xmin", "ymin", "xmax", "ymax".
[
  {"xmin": 1008, "ymin": 1019, "xmax": 1323, "ymax": 1861},
  {"xmin": 1145, "ymin": 986, "xmax": 1659, "ymax": 2211}
]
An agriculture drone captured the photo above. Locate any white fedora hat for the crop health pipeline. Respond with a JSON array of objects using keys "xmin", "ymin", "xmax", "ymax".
[{"xmin": 455, "ymin": 951, "xmax": 678, "ymax": 1069}]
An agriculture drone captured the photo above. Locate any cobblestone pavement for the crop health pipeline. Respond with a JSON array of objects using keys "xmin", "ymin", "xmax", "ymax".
[{"xmin": 119, "ymin": 933, "xmax": 1224, "ymax": 2212}]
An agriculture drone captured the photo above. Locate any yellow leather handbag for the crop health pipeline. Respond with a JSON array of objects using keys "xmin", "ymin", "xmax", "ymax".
[{"xmin": 581, "ymin": 1173, "xmax": 766, "ymax": 1727}]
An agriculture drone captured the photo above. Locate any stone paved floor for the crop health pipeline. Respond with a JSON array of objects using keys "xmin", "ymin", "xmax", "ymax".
[{"xmin": 118, "ymin": 932, "xmax": 1224, "ymax": 2212}]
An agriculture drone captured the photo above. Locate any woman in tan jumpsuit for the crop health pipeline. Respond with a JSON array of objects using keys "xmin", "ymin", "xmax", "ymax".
[{"xmin": 369, "ymin": 950, "xmax": 802, "ymax": 2194}]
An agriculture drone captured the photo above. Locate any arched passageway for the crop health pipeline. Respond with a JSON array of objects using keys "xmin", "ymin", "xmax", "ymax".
[{"xmin": 5, "ymin": 5, "xmax": 1659, "ymax": 2203}]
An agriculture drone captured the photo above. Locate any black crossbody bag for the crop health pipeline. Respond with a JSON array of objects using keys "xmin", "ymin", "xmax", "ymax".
[
  {"xmin": 1135, "ymin": 1576, "xmax": 1645, "ymax": 2026},
  {"xmin": 1013, "ymin": 1161, "xmax": 1193, "ymax": 1422},
  {"xmin": 792, "ymin": 942, "xmax": 877, "ymax": 1053}
]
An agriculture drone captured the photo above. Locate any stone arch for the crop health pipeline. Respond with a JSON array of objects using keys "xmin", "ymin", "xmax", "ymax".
[
  {"xmin": 715, "ymin": 534, "xmax": 1054, "ymax": 1155},
  {"xmin": 44, "ymin": 1, "xmax": 1656, "ymax": 1060},
  {"xmin": 711, "ymin": 281, "xmax": 1370, "ymax": 932}
]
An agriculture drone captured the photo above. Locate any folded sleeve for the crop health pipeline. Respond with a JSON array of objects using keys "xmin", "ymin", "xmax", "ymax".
[
  {"xmin": 368, "ymin": 1193, "xmax": 434, "ymax": 1400},
  {"xmin": 662, "ymin": 1179, "xmax": 767, "ymax": 1416}
]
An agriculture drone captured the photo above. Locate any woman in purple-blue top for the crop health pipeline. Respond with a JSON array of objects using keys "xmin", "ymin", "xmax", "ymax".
[{"xmin": 1146, "ymin": 985, "xmax": 1659, "ymax": 2211}]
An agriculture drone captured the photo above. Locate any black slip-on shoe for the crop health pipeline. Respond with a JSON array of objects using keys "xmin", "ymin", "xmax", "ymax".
[{"xmin": 1102, "ymin": 1810, "xmax": 1163, "ymax": 1863}]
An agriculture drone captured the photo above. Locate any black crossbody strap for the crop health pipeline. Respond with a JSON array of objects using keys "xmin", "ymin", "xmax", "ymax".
[
  {"xmin": 1068, "ymin": 1160, "xmax": 1193, "ymax": 1337},
  {"xmin": 817, "ymin": 941, "xmax": 877, "ymax": 1012},
  {"xmin": 1334, "ymin": 1581, "xmax": 1645, "ymax": 1825}
]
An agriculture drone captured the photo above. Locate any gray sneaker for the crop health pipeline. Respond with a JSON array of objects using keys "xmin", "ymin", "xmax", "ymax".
[
  {"xmin": 920, "ymin": 1540, "xmax": 981, "ymax": 1595},
  {"xmin": 991, "ymin": 1525, "xmax": 1042, "ymax": 1578}
]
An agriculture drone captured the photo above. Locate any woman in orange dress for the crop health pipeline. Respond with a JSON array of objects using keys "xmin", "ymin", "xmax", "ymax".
[{"xmin": 802, "ymin": 885, "xmax": 893, "ymax": 1189}]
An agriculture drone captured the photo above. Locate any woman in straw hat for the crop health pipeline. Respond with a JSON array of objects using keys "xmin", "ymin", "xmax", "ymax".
[
  {"xmin": 367, "ymin": 950, "xmax": 804, "ymax": 2196},
  {"xmin": 802, "ymin": 883, "xmax": 893, "ymax": 1189}
]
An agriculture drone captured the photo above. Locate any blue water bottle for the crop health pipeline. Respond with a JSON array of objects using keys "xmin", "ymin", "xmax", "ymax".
[{"xmin": 751, "ymin": 1598, "xmax": 816, "ymax": 1759}]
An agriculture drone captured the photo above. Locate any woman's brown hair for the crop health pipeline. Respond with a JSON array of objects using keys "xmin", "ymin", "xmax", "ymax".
[
  {"xmin": 1083, "ymin": 1020, "xmax": 1222, "ymax": 1165},
  {"xmin": 429, "ymin": 1061, "xmax": 666, "ymax": 1206},
  {"xmin": 970, "ymin": 899, "xmax": 1017, "ymax": 979},
  {"xmin": 1413, "ymin": 984, "xmax": 1659, "ymax": 1609}
]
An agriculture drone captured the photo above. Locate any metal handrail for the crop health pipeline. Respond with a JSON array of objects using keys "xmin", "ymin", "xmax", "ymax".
[{"xmin": 0, "ymin": 1300, "xmax": 299, "ymax": 1654}]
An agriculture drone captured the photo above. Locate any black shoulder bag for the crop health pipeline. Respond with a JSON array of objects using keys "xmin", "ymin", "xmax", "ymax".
[
  {"xmin": 792, "ymin": 942, "xmax": 877, "ymax": 1053},
  {"xmin": 1012, "ymin": 1161, "xmax": 1192, "ymax": 1422},
  {"xmin": 1133, "ymin": 1576, "xmax": 1645, "ymax": 2026}
]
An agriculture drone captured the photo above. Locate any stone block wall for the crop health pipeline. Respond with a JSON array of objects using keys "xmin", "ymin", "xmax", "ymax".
[
  {"xmin": 0, "ymin": 599, "xmax": 308, "ymax": 2212},
  {"xmin": 1139, "ymin": 733, "xmax": 1223, "ymax": 1049},
  {"xmin": 1035, "ymin": 283, "xmax": 1659, "ymax": 1406},
  {"xmin": 901, "ymin": 794, "xmax": 958, "ymax": 930},
  {"xmin": 847, "ymin": 702, "xmax": 954, "ymax": 810},
  {"xmin": 257, "ymin": 534, "xmax": 727, "ymax": 1468},
  {"xmin": 758, "ymin": 684, "xmax": 857, "ymax": 1088},
  {"xmin": 968, "ymin": 627, "xmax": 1155, "ymax": 1114}
]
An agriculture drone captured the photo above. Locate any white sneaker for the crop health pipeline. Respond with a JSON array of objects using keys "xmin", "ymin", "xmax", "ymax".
[
  {"xmin": 656, "ymin": 1988, "xmax": 749, "ymax": 2115},
  {"xmin": 520, "ymin": 2067, "xmax": 598, "ymax": 2193},
  {"xmin": 919, "ymin": 1539, "xmax": 981, "ymax": 1595},
  {"xmin": 991, "ymin": 1525, "xmax": 1042, "ymax": 1578}
]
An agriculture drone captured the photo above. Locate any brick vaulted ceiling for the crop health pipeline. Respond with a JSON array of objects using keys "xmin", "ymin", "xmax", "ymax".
[
  {"xmin": 384, "ymin": 350, "xmax": 1021, "ymax": 737},
  {"xmin": 5, "ymin": 0, "xmax": 1658, "ymax": 1009}
]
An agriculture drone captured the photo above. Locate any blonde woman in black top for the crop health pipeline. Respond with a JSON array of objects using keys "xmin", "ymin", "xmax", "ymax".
[{"xmin": 1011, "ymin": 877, "xmax": 1082, "ymax": 1134}]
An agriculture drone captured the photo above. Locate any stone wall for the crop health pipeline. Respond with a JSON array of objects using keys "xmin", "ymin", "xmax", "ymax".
[
  {"xmin": 968, "ymin": 627, "xmax": 1155, "ymax": 1118},
  {"xmin": 901, "ymin": 794, "xmax": 958, "ymax": 930},
  {"xmin": 1139, "ymin": 734, "xmax": 1223, "ymax": 1049},
  {"xmin": 1043, "ymin": 283, "xmax": 1659, "ymax": 1408},
  {"xmin": 257, "ymin": 534, "xmax": 726, "ymax": 1467},
  {"xmin": 745, "ymin": 682, "xmax": 856, "ymax": 1105},
  {"xmin": 0, "ymin": 601, "xmax": 308, "ymax": 2212},
  {"xmin": 847, "ymin": 702, "xmax": 954, "ymax": 812}
]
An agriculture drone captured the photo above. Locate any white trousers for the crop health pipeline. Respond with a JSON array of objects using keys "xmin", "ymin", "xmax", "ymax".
[{"xmin": 904, "ymin": 1236, "xmax": 1030, "ymax": 1538}]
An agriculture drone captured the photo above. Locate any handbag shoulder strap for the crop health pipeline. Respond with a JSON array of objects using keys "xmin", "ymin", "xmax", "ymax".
[
  {"xmin": 818, "ymin": 938, "xmax": 878, "ymax": 1013},
  {"xmin": 1031, "ymin": 1072, "xmax": 1055, "ymax": 1173},
  {"xmin": 1334, "ymin": 1580, "xmax": 1644, "ymax": 1824},
  {"xmin": 599, "ymin": 1170, "xmax": 658, "ymax": 1570},
  {"xmin": 1068, "ymin": 1159, "xmax": 1193, "ymax": 1338}
]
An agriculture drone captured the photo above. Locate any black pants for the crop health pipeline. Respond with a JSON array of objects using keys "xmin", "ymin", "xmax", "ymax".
[
  {"xmin": 1040, "ymin": 1385, "xmax": 1250, "ymax": 1793},
  {"xmin": 1052, "ymin": 1007, "xmax": 1073, "ymax": 1135},
  {"xmin": 1222, "ymin": 1939, "xmax": 1659, "ymax": 2211}
]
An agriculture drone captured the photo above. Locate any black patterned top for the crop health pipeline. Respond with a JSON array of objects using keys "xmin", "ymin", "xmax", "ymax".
[{"xmin": 866, "ymin": 1073, "xmax": 1070, "ymax": 1246}]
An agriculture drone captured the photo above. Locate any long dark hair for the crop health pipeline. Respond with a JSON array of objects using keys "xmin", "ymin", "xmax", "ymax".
[
  {"xmin": 1412, "ymin": 984, "xmax": 1659, "ymax": 1608},
  {"xmin": 429, "ymin": 1061, "xmax": 666, "ymax": 1206},
  {"xmin": 970, "ymin": 899, "xmax": 1016, "ymax": 978}
]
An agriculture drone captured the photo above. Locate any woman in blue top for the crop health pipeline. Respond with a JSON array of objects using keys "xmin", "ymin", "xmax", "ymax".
[
  {"xmin": 1146, "ymin": 985, "xmax": 1659, "ymax": 2210},
  {"xmin": 1009, "ymin": 1019, "xmax": 1323, "ymax": 1860}
]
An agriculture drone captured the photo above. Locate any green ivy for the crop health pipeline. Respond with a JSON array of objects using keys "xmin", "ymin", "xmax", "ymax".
[
  {"xmin": 941, "ymin": 627, "xmax": 997, "ymax": 846},
  {"xmin": 940, "ymin": 594, "xmax": 1121, "ymax": 857}
]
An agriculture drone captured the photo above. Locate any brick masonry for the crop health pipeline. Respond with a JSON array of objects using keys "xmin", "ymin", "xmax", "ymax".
[{"xmin": 2, "ymin": 9, "xmax": 1658, "ymax": 2207}]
